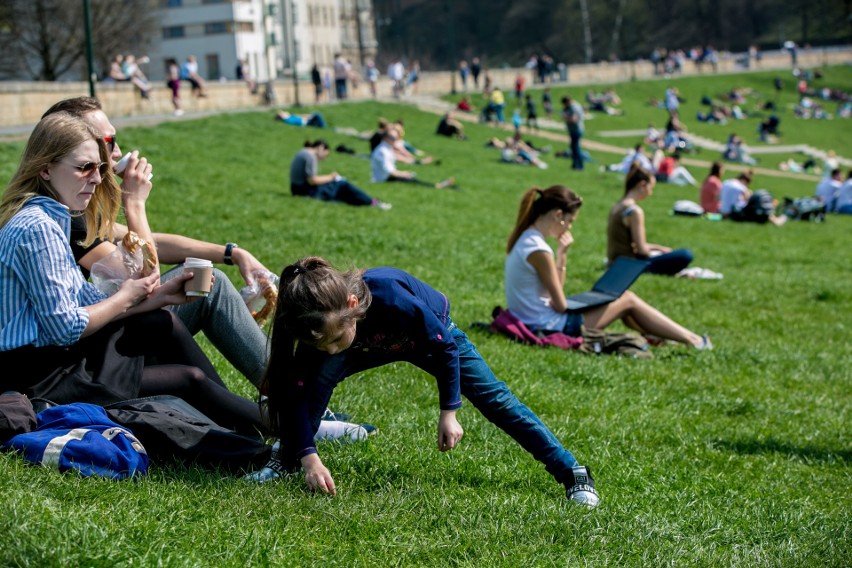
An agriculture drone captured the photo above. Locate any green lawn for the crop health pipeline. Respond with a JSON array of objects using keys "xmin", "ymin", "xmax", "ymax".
[{"xmin": 0, "ymin": 68, "xmax": 850, "ymax": 566}]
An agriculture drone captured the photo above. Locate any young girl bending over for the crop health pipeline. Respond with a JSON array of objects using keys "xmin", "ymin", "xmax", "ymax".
[
  {"xmin": 257, "ymin": 256, "xmax": 600, "ymax": 507},
  {"xmin": 508, "ymin": 185, "xmax": 710, "ymax": 348}
]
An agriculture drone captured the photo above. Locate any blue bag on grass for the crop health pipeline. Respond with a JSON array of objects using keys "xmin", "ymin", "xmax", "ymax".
[{"xmin": 3, "ymin": 403, "xmax": 148, "ymax": 480}]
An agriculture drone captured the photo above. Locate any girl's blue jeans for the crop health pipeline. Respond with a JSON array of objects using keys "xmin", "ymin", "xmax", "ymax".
[{"xmin": 299, "ymin": 318, "xmax": 580, "ymax": 485}]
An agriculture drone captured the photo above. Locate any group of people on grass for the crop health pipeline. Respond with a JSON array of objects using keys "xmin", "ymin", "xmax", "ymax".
[
  {"xmin": 4, "ymin": 96, "xmax": 614, "ymax": 508},
  {"xmin": 7, "ymin": 67, "xmax": 842, "ymax": 511}
]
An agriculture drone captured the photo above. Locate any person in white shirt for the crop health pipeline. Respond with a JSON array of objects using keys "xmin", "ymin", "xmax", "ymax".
[
  {"xmin": 814, "ymin": 169, "xmax": 842, "ymax": 212},
  {"xmin": 720, "ymin": 170, "xmax": 786, "ymax": 225},
  {"xmin": 720, "ymin": 174, "xmax": 749, "ymax": 215},
  {"xmin": 602, "ymin": 144, "xmax": 653, "ymax": 174},
  {"xmin": 333, "ymin": 54, "xmax": 351, "ymax": 100},
  {"xmin": 835, "ymin": 173, "xmax": 852, "ymax": 214},
  {"xmin": 370, "ymin": 127, "xmax": 455, "ymax": 189},
  {"xmin": 387, "ymin": 59, "xmax": 405, "ymax": 98}
]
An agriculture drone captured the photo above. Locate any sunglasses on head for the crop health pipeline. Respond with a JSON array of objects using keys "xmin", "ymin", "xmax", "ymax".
[
  {"xmin": 64, "ymin": 161, "xmax": 110, "ymax": 176},
  {"xmin": 102, "ymin": 135, "xmax": 117, "ymax": 152}
]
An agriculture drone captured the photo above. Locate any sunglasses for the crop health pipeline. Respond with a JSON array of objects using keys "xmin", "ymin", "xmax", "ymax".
[
  {"xmin": 63, "ymin": 161, "xmax": 110, "ymax": 176},
  {"xmin": 103, "ymin": 135, "xmax": 118, "ymax": 152}
]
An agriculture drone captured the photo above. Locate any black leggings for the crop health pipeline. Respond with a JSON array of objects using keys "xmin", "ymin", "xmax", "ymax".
[{"xmin": 123, "ymin": 310, "xmax": 263, "ymax": 434}]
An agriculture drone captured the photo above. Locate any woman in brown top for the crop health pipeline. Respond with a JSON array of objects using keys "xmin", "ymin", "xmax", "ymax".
[{"xmin": 607, "ymin": 163, "xmax": 694, "ymax": 275}]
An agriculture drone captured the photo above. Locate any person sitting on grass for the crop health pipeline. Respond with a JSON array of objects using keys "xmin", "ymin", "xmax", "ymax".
[
  {"xmin": 250, "ymin": 256, "xmax": 602, "ymax": 508},
  {"xmin": 720, "ymin": 170, "xmax": 787, "ymax": 225},
  {"xmin": 700, "ymin": 161, "xmax": 724, "ymax": 214},
  {"xmin": 814, "ymin": 168, "xmax": 843, "ymax": 212},
  {"xmin": 653, "ymin": 152, "xmax": 697, "ymax": 186},
  {"xmin": 391, "ymin": 121, "xmax": 436, "ymax": 165},
  {"xmin": 722, "ymin": 133, "xmax": 757, "ymax": 165},
  {"xmin": 456, "ymin": 96, "xmax": 473, "ymax": 113},
  {"xmin": 608, "ymin": 164, "xmax": 695, "ymax": 275},
  {"xmin": 601, "ymin": 143, "xmax": 654, "ymax": 174},
  {"xmin": 43, "ymin": 97, "xmax": 369, "ymax": 439},
  {"xmin": 0, "ymin": 112, "xmax": 266, "ymax": 433},
  {"xmin": 370, "ymin": 127, "xmax": 455, "ymax": 189},
  {"xmin": 506, "ymin": 185, "xmax": 711, "ymax": 348},
  {"xmin": 500, "ymin": 134, "xmax": 548, "ymax": 169},
  {"xmin": 275, "ymin": 110, "xmax": 327, "ymax": 129},
  {"xmin": 436, "ymin": 112, "xmax": 466, "ymax": 140},
  {"xmin": 290, "ymin": 140, "xmax": 391, "ymax": 210},
  {"xmin": 834, "ymin": 171, "xmax": 852, "ymax": 215}
]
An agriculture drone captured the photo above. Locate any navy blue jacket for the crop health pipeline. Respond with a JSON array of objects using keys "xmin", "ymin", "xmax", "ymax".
[{"xmin": 285, "ymin": 267, "xmax": 463, "ymax": 458}]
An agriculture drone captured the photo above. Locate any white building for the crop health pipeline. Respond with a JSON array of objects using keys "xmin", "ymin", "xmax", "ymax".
[{"xmin": 147, "ymin": 0, "xmax": 376, "ymax": 83}]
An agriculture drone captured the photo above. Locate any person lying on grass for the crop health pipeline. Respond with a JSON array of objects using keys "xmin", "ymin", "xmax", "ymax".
[{"xmin": 252, "ymin": 256, "xmax": 601, "ymax": 508}]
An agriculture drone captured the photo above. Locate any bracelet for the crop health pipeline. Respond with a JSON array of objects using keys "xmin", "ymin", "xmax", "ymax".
[{"xmin": 223, "ymin": 242, "xmax": 239, "ymax": 265}]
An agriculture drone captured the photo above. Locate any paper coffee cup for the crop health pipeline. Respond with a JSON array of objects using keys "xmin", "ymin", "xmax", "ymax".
[
  {"xmin": 183, "ymin": 257, "xmax": 214, "ymax": 297},
  {"xmin": 114, "ymin": 152, "xmax": 154, "ymax": 181}
]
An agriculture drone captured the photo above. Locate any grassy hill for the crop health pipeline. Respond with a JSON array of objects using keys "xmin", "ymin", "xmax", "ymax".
[{"xmin": 0, "ymin": 67, "xmax": 849, "ymax": 566}]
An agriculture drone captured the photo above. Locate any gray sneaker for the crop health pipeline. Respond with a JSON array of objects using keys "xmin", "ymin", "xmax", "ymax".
[
  {"xmin": 244, "ymin": 440, "xmax": 289, "ymax": 483},
  {"xmin": 565, "ymin": 465, "xmax": 600, "ymax": 508}
]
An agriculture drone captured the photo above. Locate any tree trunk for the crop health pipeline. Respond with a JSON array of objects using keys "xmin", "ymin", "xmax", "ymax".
[{"xmin": 578, "ymin": 0, "xmax": 593, "ymax": 63}]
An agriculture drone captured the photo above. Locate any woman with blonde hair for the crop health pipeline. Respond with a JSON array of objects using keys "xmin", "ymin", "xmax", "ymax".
[
  {"xmin": 0, "ymin": 113, "xmax": 266, "ymax": 432},
  {"xmin": 506, "ymin": 185, "xmax": 710, "ymax": 348}
]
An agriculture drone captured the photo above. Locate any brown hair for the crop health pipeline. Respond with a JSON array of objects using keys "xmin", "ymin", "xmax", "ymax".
[
  {"xmin": 624, "ymin": 162, "xmax": 654, "ymax": 195},
  {"xmin": 738, "ymin": 169, "xmax": 753, "ymax": 184},
  {"xmin": 708, "ymin": 160, "xmax": 723, "ymax": 178},
  {"xmin": 261, "ymin": 256, "xmax": 372, "ymax": 435},
  {"xmin": 42, "ymin": 96, "xmax": 103, "ymax": 119},
  {"xmin": 506, "ymin": 185, "xmax": 583, "ymax": 253}
]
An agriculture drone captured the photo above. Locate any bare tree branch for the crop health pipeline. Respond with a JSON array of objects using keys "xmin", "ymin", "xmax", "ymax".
[{"xmin": 0, "ymin": 0, "xmax": 159, "ymax": 81}]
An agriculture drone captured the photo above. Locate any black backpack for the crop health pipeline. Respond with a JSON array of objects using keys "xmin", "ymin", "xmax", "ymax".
[
  {"xmin": 105, "ymin": 395, "xmax": 270, "ymax": 472},
  {"xmin": 783, "ymin": 197, "xmax": 827, "ymax": 222}
]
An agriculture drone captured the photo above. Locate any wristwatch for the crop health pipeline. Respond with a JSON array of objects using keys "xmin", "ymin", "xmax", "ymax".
[{"xmin": 223, "ymin": 242, "xmax": 239, "ymax": 265}]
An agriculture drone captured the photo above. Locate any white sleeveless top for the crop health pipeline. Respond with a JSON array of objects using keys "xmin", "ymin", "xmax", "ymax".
[{"xmin": 505, "ymin": 228, "xmax": 568, "ymax": 331}]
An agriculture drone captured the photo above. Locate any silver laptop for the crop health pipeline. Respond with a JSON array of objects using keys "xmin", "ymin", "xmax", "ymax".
[{"xmin": 565, "ymin": 257, "xmax": 650, "ymax": 313}]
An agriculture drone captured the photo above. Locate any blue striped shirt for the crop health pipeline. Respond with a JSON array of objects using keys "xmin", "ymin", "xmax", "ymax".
[{"xmin": 0, "ymin": 196, "xmax": 106, "ymax": 350}]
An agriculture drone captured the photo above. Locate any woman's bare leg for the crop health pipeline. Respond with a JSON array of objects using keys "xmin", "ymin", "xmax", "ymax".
[{"xmin": 582, "ymin": 291, "xmax": 702, "ymax": 347}]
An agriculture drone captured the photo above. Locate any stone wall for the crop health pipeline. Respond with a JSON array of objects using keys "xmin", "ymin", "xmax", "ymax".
[{"xmin": 0, "ymin": 47, "xmax": 848, "ymax": 130}]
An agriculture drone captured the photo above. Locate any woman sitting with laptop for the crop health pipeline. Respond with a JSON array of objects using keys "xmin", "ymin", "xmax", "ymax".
[
  {"xmin": 607, "ymin": 163, "xmax": 694, "ymax": 275},
  {"xmin": 506, "ymin": 185, "xmax": 711, "ymax": 348}
]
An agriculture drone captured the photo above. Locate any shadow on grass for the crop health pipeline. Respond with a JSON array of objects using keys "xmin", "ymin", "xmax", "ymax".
[{"xmin": 713, "ymin": 438, "xmax": 852, "ymax": 465}]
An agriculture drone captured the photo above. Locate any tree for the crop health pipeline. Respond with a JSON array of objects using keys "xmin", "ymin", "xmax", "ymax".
[{"xmin": 0, "ymin": 0, "xmax": 159, "ymax": 81}]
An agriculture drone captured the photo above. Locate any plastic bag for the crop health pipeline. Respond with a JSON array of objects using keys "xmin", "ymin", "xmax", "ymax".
[
  {"xmin": 90, "ymin": 237, "xmax": 149, "ymax": 296},
  {"xmin": 240, "ymin": 271, "xmax": 279, "ymax": 327}
]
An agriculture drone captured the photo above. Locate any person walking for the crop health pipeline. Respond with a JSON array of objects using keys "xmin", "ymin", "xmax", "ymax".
[{"xmin": 561, "ymin": 96, "xmax": 585, "ymax": 171}]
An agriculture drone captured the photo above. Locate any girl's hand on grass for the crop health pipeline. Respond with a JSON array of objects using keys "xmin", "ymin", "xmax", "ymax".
[
  {"xmin": 302, "ymin": 453, "xmax": 336, "ymax": 495},
  {"xmin": 437, "ymin": 410, "xmax": 464, "ymax": 452}
]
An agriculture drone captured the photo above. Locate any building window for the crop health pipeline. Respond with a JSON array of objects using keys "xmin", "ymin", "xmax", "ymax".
[
  {"xmin": 204, "ymin": 22, "xmax": 231, "ymax": 34},
  {"xmin": 236, "ymin": 21, "xmax": 254, "ymax": 32},
  {"xmin": 206, "ymin": 54, "xmax": 220, "ymax": 80},
  {"xmin": 162, "ymin": 26, "xmax": 185, "ymax": 39},
  {"xmin": 268, "ymin": 32, "xmax": 277, "ymax": 46},
  {"xmin": 162, "ymin": 0, "xmax": 182, "ymax": 7}
]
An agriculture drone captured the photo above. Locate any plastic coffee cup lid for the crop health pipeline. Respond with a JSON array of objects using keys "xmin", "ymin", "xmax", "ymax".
[{"xmin": 184, "ymin": 257, "xmax": 213, "ymax": 268}]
